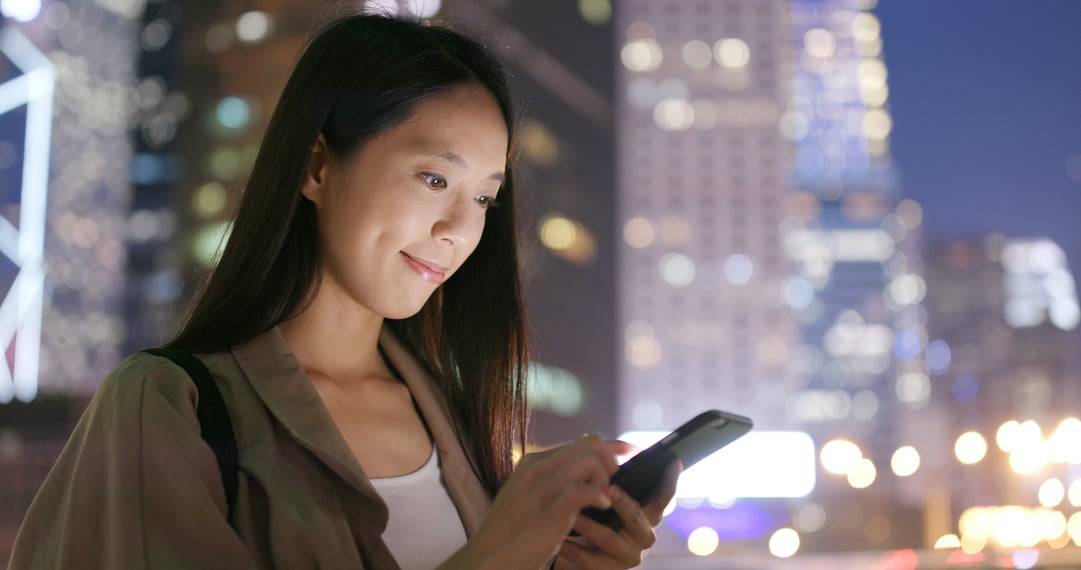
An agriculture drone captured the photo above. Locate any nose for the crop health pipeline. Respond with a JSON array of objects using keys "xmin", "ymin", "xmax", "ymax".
[{"xmin": 432, "ymin": 194, "xmax": 484, "ymax": 247}]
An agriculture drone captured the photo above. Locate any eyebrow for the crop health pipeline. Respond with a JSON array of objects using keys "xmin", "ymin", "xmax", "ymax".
[{"xmin": 433, "ymin": 150, "xmax": 506, "ymax": 184}]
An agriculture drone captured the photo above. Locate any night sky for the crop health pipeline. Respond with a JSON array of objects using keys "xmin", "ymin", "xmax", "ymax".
[{"xmin": 875, "ymin": 0, "xmax": 1081, "ymax": 280}]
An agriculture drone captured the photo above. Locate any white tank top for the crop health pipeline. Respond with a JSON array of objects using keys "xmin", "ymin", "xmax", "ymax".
[{"xmin": 368, "ymin": 447, "xmax": 468, "ymax": 570}]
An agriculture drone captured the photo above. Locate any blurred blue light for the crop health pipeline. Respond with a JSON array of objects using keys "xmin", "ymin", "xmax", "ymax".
[
  {"xmin": 1, "ymin": 0, "xmax": 41, "ymax": 22},
  {"xmin": 215, "ymin": 96, "xmax": 251, "ymax": 130},
  {"xmin": 925, "ymin": 339, "xmax": 952, "ymax": 374},
  {"xmin": 893, "ymin": 330, "xmax": 922, "ymax": 361},
  {"xmin": 952, "ymin": 374, "xmax": 978, "ymax": 404},
  {"xmin": 130, "ymin": 153, "xmax": 179, "ymax": 184},
  {"xmin": 784, "ymin": 276, "xmax": 815, "ymax": 310},
  {"xmin": 143, "ymin": 270, "xmax": 181, "ymax": 303}
]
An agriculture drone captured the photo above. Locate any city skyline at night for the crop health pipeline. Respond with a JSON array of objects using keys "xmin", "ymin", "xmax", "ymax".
[{"xmin": 1, "ymin": 0, "xmax": 1080, "ymax": 566}]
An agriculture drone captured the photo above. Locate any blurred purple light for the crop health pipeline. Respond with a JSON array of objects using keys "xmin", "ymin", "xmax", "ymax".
[
  {"xmin": 952, "ymin": 374, "xmax": 978, "ymax": 403},
  {"xmin": 661, "ymin": 501, "xmax": 786, "ymax": 542}
]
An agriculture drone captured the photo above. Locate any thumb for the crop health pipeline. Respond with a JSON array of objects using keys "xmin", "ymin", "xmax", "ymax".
[{"xmin": 605, "ymin": 439, "xmax": 641, "ymax": 458}]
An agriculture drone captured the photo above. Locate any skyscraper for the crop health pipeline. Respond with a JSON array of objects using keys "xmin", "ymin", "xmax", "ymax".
[
  {"xmin": 615, "ymin": 0, "xmax": 929, "ymax": 554},
  {"xmin": 615, "ymin": 0, "xmax": 797, "ymax": 434},
  {"xmin": 782, "ymin": 0, "xmax": 928, "ymax": 492}
]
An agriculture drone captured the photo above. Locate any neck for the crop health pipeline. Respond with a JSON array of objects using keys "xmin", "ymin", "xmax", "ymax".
[{"xmin": 278, "ymin": 283, "xmax": 390, "ymax": 384}]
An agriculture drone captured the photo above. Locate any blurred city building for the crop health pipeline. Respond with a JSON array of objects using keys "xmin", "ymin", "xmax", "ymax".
[
  {"xmin": 919, "ymin": 236, "xmax": 1081, "ymax": 559},
  {"xmin": 613, "ymin": 0, "xmax": 935, "ymax": 562},
  {"xmin": 615, "ymin": 0, "xmax": 797, "ymax": 434},
  {"xmin": 1, "ymin": 0, "xmax": 142, "ymax": 558},
  {"xmin": 1, "ymin": 0, "xmax": 136, "ymax": 400},
  {"xmin": 783, "ymin": 0, "xmax": 929, "ymax": 555},
  {"xmin": 124, "ymin": 0, "xmax": 190, "ymax": 356}
]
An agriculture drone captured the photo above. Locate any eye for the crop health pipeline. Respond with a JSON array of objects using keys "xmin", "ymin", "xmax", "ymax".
[
  {"xmin": 475, "ymin": 195, "xmax": 501, "ymax": 209},
  {"xmin": 421, "ymin": 173, "xmax": 448, "ymax": 190}
]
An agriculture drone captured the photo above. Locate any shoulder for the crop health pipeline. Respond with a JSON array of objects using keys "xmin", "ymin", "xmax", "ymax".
[{"xmin": 88, "ymin": 350, "xmax": 230, "ymax": 421}]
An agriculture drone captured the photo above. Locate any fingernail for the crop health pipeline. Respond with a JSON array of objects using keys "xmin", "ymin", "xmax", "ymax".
[{"xmin": 607, "ymin": 486, "xmax": 622, "ymax": 501}]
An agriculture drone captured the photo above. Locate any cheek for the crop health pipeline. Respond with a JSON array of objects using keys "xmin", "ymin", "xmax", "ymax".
[
  {"xmin": 464, "ymin": 214, "xmax": 491, "ymax": 255},
  {"xmin": 469, "ymin": 212, "xmax": 489, "ymax": 244}
]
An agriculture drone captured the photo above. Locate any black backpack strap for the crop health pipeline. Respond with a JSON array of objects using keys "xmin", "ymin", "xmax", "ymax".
[{"xmin": 144, "ymin": 348, "xmax": 239, "ymax": 521}]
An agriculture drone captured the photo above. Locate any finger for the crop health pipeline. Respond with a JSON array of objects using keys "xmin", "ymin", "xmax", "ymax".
[
  {"xmin": 606, "ymin": 485, "xmax": 656, "ymax": 549},
  {"xmin": 558, "ymin": 537, "xmax": 623, "ymax": 570},
  {"xmin": 529, "ymin": 440, "xmax": 612, "ymax": 493},
  {"xmin": 579, "ymin": 434, "xmax": 620, "ymax": 475},
  {"xmin": 563, "ymin": 534, "xmax": 593, "ymax": 550},
  {"xmin": 548, "ymin": 445, "xmax": 613, "ymax": 489},
  {"xmin": 552, "ymin": 556, "xmax": 583, "ymax": 570},
  {"xmin": 548, "ymin": 483, "xmax": 611, "ymax": 523},
  {"xmin": 570, "ymin": 513, "xmax": 642, "ymax": 568},
  {"xmin": 604, "ymin": 439, "xmax": 641, "ymax": 458},
  {"xmin": 644, "ymin": 459, "xmax": 682, "ymax": 524}
]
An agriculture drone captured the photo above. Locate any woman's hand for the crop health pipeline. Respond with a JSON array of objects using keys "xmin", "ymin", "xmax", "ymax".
[
  {"xmin": 441, "ymin": 434, "xmax": 620, "ymax": 569},
  {"xmin": 553, "ymin": 445, "xmax": 681, "ymax": 570}
]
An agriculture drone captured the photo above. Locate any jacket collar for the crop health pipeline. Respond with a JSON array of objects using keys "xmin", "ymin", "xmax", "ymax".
[
  {"xmin": 377, "ymin": 326, "xmax": 492, "ymax": 535},
  {"xmin": 229, "ymin": 325, "xmax": 491, "ymax": 535}
]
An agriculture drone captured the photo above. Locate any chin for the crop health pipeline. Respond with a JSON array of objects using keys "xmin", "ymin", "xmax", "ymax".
[
  {"xmin": 382, "ymin": 307, "xmax": 425, "ymax": 320},
  {"xmin": 379, "ymin": 294, "xmax": 435, "ymax": 320}
]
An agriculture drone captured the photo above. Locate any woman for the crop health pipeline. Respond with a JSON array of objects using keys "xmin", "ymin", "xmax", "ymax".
[{"xmin": 9, "ymin": 13, "xmax": 678, "ymax": 570}]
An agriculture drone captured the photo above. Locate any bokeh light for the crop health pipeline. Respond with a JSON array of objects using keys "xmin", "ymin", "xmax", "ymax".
[
  {"xmin": 793, "ymin": 503, "xmax": 826, "ymax": 533},
  {"xmin": 623, "ymin": 217, "xmax": 654, "ymax": 249},
  {"xmin": 952, "ymin": 374, "xmax": 979, "ymax": 403},
  {"xmin": 820, "ymin": 439, "xmax": 863, "ymax": 475},
  {"xmin": 890, "ymin": 446, "xmax": 920, "ymax": 477},
  {"xmin": 519, "ymin": 120, "xmax": 559, "ymax": 165},
  {"xmin": 653, "ymin": 99, "xmax": 695, "ymax": 131},
  {"xmin": 659, "ymin": 253, "xmax": 696, "ymax": 288},
  {"xmin": 538, "ymin": 215, "xmax": 576, "ymax": 250},
  {"xmin": 714, "ymin": 38, "xmax": 750, "ymax": 68},
  {"xmin": 1070, "ymin": 480, "xmax": 1081, "ymax": 507},
  {"xmin": 847, "ymin": 458, "xmax": 877, "ymax": 489},
  {"xmin": 997, "ymin": 420, "xmax": 1021, "ymax": 452},
  {"xmin": 577, "ymin": 0, "xmax": 610, "ymax": 25},
  {"xmin": 933, "ymin": 534, "xmax": 960, "ymax": 549},
  {"xmin": 625, "ymin": 336, "xmax": 661, "ymax": 368},
  {"xmin": 192, "ymin": 182, "xmax": 228, "ymax": 219},
  {"xmin": 723, "ymin": 253, "xmax": 754, "ymax": 285},
  {"xmin": 804, "ymin": 28, "xmax": 835, "ymax": 58},
  {"xmin": 235, "ymin": 10, "xmax": 271, "ymax": 43},
  {"xmin": 1013, "ymin": 549, "xmax": 1040, "ymax": 569},
  {"xmin": 1069, "ymin": 512, "xmax": 1081, "ymax": 545},
  {"xmin": 621, "ymin": 38, "xmax": 663, "ymax": 72},
  {"xmin": 215, "ymin": 96, "xmax": 252, "ymax": 130},
  {"xmin": 687, "ymin": 527, "xmax": 719, "ymax": 556},
  {"xmin": 769, "ymin": 528, "xmax": 800, "ymax": 558},
  {"xmin": 1, "ymin": 0, "xmax": 41, "ymax": 21},
  {"xmin": 682, "ymin": 39, "xmax": 711, "ymax": 68},
  {"xmin": 1038, "ymin": 479, "xmax": 1065, "ymax": 508},
  {"xmin": 955, "ymin": 431, "xmax": 987, "ymax": 465}
]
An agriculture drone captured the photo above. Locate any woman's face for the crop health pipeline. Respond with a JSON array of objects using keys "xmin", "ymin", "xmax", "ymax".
[{"xmin": 303, "ymin": 85, "xmax": 509, "ymax": 319}]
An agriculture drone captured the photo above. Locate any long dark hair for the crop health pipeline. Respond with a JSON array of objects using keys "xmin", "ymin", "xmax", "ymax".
[{"xmin": 167, "ymin": 14, "xmax": 529, "ymax": 493}]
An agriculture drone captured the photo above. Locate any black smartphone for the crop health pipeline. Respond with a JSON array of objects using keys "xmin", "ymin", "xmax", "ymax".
[{"xmin": 580, "ymin": 409, "xmax": 753, "ymax": 532}]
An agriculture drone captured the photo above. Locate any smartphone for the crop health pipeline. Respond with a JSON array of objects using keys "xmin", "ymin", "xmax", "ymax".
[{"xmin": 580, "ymin": 409, "xmax": 753, "ymax": 532}]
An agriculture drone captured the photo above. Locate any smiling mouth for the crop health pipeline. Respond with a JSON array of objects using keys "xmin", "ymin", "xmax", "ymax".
[{"xmin": 401, "ymin": 252, "xmax": 447, "ymax": 284}]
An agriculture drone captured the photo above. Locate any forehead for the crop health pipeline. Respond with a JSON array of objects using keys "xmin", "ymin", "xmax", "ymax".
[{"xmin": 386, "ymin": 86, "xmax": 510, "ymax": 165}]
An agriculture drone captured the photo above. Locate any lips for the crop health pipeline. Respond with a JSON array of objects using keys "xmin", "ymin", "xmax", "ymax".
[{"xmin": 401, "ymin": 252, "xmax": 447, "ymax": 285}]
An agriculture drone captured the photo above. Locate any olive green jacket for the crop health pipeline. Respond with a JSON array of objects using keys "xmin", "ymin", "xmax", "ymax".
[{"xmin": 9, "ymin": 327, "xmax": 492, "ymax": 569}]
